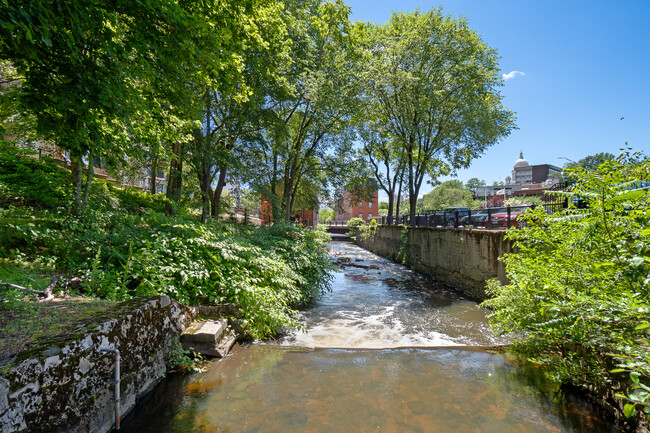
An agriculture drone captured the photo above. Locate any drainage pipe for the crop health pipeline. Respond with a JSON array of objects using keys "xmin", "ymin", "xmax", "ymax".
[{"xmin": 100, "ymin": 348, "xmax": 120, "ymax": 430}]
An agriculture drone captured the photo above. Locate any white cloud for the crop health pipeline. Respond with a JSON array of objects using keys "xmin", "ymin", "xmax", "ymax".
[{"xmin": 502, "ymin": 70, "xmax": 526, "ymax": 80}]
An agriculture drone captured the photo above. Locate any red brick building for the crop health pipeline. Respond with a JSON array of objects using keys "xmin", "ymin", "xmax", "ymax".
[
  {"xmin": 334, "ymin": 190, "xmax": 379, "ymax": 222},
  {"xmin": 261, "ymin": 196, "xmax": 318, "ymax": 227}
]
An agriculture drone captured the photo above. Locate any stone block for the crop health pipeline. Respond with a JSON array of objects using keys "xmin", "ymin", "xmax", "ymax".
[{"xmin": 181, "ymin": 319, "xmax": 234, "ymax": 357}]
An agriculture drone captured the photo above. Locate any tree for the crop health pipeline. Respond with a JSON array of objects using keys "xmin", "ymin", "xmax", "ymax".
[
  {"xmin": 482, "ymin": 151, "xmax": 650, "ymax": 418},
  {"xmin": 319, "ymin": 208, "xmax": 334, "ymax": 222},
  {"xmin": 421, "ymin": 180, "xmax": 472, "ymax": 210},
  {"xmin": 565, "ymin": 152, "xmax": 616, "ymax": 171},
  {"xmin": 358, "ymin": 119, "xmax": 406, "ymax": 224},
  {"xmin": 249, "ymin": 0, "xmax": 364, "ymax": 222},
  {"xmin": 0, "ymin": 0, "xmax": 264, "ymax": 215},
  {"xmin": 465, "ymin": 177, "xmax": 486, "ymax": 195},
  {"xmin": 364, "ymin": 9, "xmax": 516, "ymax": 220},
  {"xmin": 185, "ymin": 2, "xmax": 290, "ymax": 222}
]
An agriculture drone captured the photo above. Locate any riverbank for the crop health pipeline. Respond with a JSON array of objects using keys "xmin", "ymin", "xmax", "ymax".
[
  {"xmin": 119, "ymin": 240, "xmax": 623, "ymax": 433},
  {"xmin": 0, "ymin": 296, "xmax": 195, "ymax": 433},
  {"xmin": 354, "ymin": 226, "xmax": 648, "ymax": 433}
]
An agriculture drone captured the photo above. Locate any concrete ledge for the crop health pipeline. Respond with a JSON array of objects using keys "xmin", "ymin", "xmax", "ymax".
[
  {"xmin": 0, "ymin": 296, "xmax": 196, "ymax": 433},
  {"xmin": 356, "ymin": 226, "xmax": 512, "ymax": 300}
]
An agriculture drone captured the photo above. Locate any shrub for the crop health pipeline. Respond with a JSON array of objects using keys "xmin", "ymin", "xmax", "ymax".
[
  {"xmin": 346, "ymin": 217, "xmax": 365, "ymax": 239},
  {"xmin": 482, "ymin": 150, "xmax": 650, "ymax": 418},
  {"xmin": 0, "ymin": 146, "xmax": 69, "ymax": 209}
]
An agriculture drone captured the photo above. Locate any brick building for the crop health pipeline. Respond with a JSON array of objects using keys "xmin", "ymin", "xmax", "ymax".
[{"xmin": 334, "ymin": 190, "xmax": 379, "ymax": 222}]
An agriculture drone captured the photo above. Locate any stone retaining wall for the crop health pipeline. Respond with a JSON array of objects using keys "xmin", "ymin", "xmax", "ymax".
[
  {"xmin": 356, "ymin": 226, "xmax": 512, "ymax": 300},
  {"xmin": 0, "ymin": 296, "xmax": 195, "ymax": 433}
]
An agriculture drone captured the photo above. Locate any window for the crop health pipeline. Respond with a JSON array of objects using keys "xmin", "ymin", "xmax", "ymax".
[
  {"xmin": 369, "ymin": 202, "xmax": 373, "ymax": 209},
  {"xmin": 368, "ymin": 213, "xmax": 373, "ymax": 219},
  {"xmin": 358, "ymin": 202, "xmax": 363, "ymax": 208},
  {"xmin": 359, "ymin": 213, "xmax": 363, "ymax": 218}
]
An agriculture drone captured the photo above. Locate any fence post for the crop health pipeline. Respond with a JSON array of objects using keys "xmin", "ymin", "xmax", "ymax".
[
  {"xmin": 507, "ymin": 206, "xmax": 512, "ymax": 229},
  {"xmin": 487, "ymin": 208, "xmax": 492, "ymax": 229},
  {"xmin": 467, "ymin": 209, "xmax": 471, "ymax": 228}
]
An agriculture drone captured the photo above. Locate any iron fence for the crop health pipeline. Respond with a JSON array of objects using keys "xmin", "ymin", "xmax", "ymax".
[{"xmin": 321, "ymin": 185, "xmax": 571, "ymax": 231}]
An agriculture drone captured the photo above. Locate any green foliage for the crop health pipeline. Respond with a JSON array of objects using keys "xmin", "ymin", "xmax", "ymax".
[
  {"xmin": 421, "ymin": 180, "xmax": 473, "ymax": 210},
  {"xmin": 0, "ymin": 153, "xmax": 334, "ymax": 339},
  {"xmin": 565, "ymin": 152, "xmax": 616, "ymax": 171},
  {"xmin": 319, "ymin": 208, "xmax": 334, "ymax": 222},
  {"xmin": 167, "ymin": 338, "xmax": 205, "ymax": 373},
  {"xmin": 363, "ymin": 8, "xmax": 516, "ymax": 219},
  {"xmin": 0, "ymin": 145, "xmax": 69, "ymax": 209},
  {"xmin": 399, "ymin": 224, "xmax": 410, "ymax": 264},
  {"xmin": 482, "ymin": 150, "xmax": 650, "ymax": 419},
  {"xmin": 503, "ymin": 195, "xmax": 544, "ymax": 207},
  {"xmin": 346, "ymin": 217, "xmax": 365, "ymax": 239},
  {"xmin": 358, "ymin": 218, "xmax": 378, "ymax": 241}
]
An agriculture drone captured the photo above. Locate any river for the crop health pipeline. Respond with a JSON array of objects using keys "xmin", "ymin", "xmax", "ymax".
[{"xmin": 121, "ymin": 239, "xmax": 620, "ymax": 432}]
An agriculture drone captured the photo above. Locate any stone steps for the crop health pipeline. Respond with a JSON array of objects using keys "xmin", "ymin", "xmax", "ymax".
[{"xmin": 181, "ymin": 318, "xmax": 236, "ymax": 358}]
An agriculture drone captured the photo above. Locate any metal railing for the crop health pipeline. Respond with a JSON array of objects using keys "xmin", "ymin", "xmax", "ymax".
[{"xmin": 321, "ymin": 203, "xmax": 568, "ymax": 231}]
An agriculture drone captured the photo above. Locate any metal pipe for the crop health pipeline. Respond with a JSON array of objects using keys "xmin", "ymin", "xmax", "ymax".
[{"xmin": 100, "ymin": 348, "xmax": 120, "ymax": 430}]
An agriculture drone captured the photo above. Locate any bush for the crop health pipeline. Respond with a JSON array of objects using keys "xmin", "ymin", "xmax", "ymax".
[
  {"xmin": 346, "ymin": 217, "xmax": 365, "ymax": 239},
  {"xmin": 482, "ymin": 150, "xmax": 650, "ymax": 417},
  {"xmin": 0, "ymin": 147, "xmax": 335, "ymax": 339},
  {"xmin": 0, "ymin": 146, "xmax": 69, "ymax": 209}
]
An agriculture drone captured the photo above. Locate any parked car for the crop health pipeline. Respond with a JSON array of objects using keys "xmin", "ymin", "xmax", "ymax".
[
  {"xmin": 431, "ymin": 207, "xmax": 470, "ymax": 227},
  {"xmin": 460, "ymin": 207, "xmax": 506, "ymax": 227},
  {"xmin": 489, "ymin": 205, "xmax": 535, "ymax": 228}
]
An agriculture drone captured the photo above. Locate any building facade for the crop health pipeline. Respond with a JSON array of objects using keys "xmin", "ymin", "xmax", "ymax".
[{"xmin": 334, "ymin": 190, "xmax": 379, "ymax": 221}]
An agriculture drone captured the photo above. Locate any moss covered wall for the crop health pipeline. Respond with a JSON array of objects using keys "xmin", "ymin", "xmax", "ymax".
[
  {"xmin": 356, "ymin": 226, "xmax": 512, "ymax": 300},
  {"xmin": 0, "ymin": 296, "xmax": 195, "ymax": 433}
]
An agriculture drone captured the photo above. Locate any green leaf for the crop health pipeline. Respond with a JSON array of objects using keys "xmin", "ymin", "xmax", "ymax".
[
  {"xmin": 635, "ymin": 323, "xmax": 650, "ymax": 330},
  {"xmin": 624, "ymin": 403, "xmax": 636, "ymax": 418},
  {"xmin": 631, "ymin": 372, "xmax": 640, "ymax": 384}
]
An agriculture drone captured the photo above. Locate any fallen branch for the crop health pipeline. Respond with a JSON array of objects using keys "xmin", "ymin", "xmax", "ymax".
[{"xmin": 0, "ymin": 276, "xmax": 60, "ymax": 301}]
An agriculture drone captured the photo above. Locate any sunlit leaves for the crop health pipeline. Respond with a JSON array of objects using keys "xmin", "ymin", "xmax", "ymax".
[{"xmin": 482, "ymin": 150, "xmax": 650, "ymax": 418}]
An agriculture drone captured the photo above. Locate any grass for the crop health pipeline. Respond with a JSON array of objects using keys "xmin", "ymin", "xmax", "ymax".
[{"xmin": 0, "ymin": 264, "xmax": 117, "ymax": 361}]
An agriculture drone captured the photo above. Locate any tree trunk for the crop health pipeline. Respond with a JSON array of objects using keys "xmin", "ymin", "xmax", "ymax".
[
  {"xmin": 395, "ymin": 174, "xmax": 403, "ymax": 220},
  {"xmin": 70, "ymin": 153, "xmax": 83, "ymax": 215},
  {"xmin": 387, "ymin": 193, "xmax": 394, "ymax": 225},
  {"xmin": 80, "ymin": 151, "xmax": 94, "ymax": 214},
  {"xmin": 200, "ymin": 158, "xmax": 210, "ymax": 224},
  {"xmin": 166, "ymin": 142, "xmax": 183, "ymax": 216},
  {"xmin": 211, "ymin": 165, "xmax": 227, "ymax": 218},
  {"xmin": 284, "ymin": 179, "xmax": 293, "ymax": 222},
  {"xmin": 150, "ymin": 155, "xmax": 158, "ymax": 195}
]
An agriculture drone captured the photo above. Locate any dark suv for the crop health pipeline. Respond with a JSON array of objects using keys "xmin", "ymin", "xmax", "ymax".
[{"xmin": 431, "ymin": 207, "xmax": 470, "ymax": 227}]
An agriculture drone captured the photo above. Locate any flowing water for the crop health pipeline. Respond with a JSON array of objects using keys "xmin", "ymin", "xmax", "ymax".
[{"xmin": 122, "ymin": 239, "xmax": 620, "ymax": 433}]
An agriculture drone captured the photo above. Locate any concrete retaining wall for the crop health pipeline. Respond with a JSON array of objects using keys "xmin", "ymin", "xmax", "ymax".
[
  {"xmin": 0, "ymin": 296, "xmax": 195, "ymax": 433},
  {"xmin": 356, "ymin": 226, "xmax": 512, "ymax": 300}
]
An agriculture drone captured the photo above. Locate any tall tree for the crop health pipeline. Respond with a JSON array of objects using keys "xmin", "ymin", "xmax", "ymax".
[
  {"xmin": 250, "ymin": 0, "xmax": 364, "ymax": 222},
  {"xmin": 185, "ymin": 1, "xmax": 290, "ymax": 223},
  {"xmin": 364, "ymin": 9, "xmax": 516, "ymax": 220},
  {"xmin": 0, "ymin": 0, "xmax": 258, "ymax": 215},
  {"xmin": 358, "ymin": 120, "xmax": 405, "ymax": 224}
]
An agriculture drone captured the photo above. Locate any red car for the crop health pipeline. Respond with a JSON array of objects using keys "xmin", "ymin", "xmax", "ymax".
[{"xmin": 489, "ymin": 205, "xmax": 535, "ymax": 228}]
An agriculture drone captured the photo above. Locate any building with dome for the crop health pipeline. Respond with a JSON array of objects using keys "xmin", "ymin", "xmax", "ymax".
[
  {"xmin": 510, "ymin": 151, "xmax": 561, "ymax": 185},
  {"xmin": 475, "ymin": 151, "xmax": 562, "ymax": 201}
]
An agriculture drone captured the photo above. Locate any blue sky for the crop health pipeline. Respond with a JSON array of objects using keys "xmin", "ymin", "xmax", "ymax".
[{"xmin": 345, "ymin": 0, "xmax": 650, "ymax": 194}]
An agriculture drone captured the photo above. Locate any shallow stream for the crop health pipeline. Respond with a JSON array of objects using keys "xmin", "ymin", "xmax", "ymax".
[{"xmin": 122, "ymin": 240, "xmax": 619, "ymax": 432}]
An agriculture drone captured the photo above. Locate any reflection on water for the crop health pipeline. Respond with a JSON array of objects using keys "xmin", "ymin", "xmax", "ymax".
[
  {"xmin": 123, "ymin": 345, "xmax": 619, "ymax": 433},
  {"xmin": 121, "ymin": 241, "xmax": 619, "ymax": 433}
]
